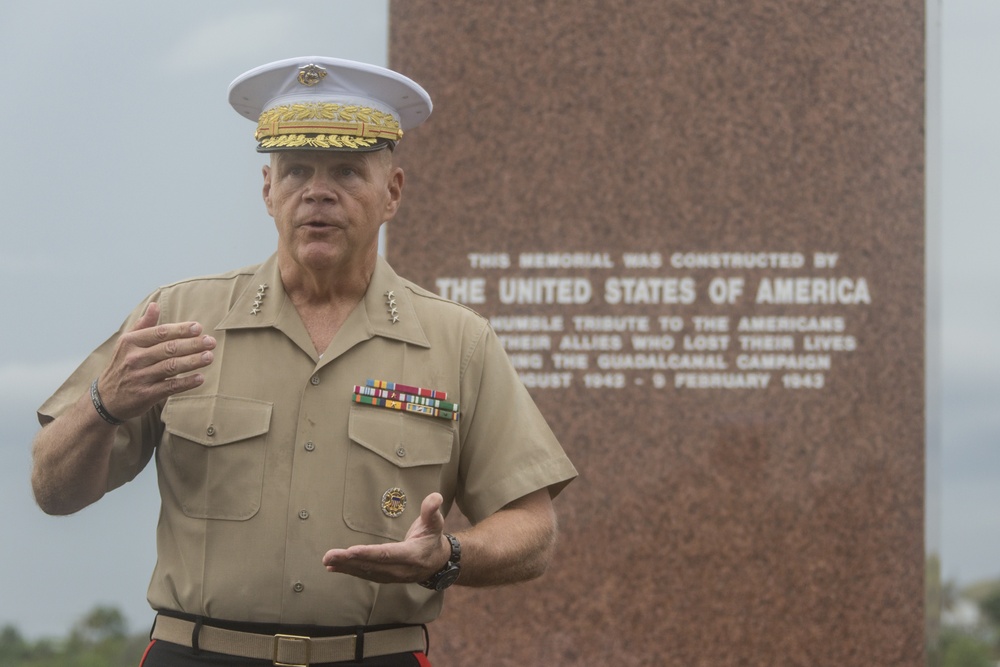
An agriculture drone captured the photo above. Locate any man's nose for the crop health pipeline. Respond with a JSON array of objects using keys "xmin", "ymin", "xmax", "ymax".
[{"xmin": 303, "ymin": 174, "xmax": 338, "ymax": 202}]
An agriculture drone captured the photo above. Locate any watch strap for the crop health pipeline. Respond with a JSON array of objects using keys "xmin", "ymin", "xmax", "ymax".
[{"xmin": 419, "ymin": 533, "xmax": 461, "ymax": 590}]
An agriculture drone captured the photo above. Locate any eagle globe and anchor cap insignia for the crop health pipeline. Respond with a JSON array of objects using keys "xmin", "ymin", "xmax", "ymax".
[
  {"xmin": 381, "ymin": 487, "xmax": 407, "ymax": 518},
  {"xmin": 297, "ymin": 64, "xmax": 327, "ymax": 87}
]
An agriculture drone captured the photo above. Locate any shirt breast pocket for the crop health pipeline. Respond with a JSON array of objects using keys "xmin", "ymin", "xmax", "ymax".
[
  {"xmin": 345, "ymin": 406, "xmax": 456, "ymax": 541},
  {"xmin": 161, "ymin": 394, "xmax": 273, "ymax": 520}
]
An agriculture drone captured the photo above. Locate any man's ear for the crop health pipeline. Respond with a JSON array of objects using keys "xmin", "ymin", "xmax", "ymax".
[
  {"xmin": 262, "ymin": 164, "xmax": 273, "ymax": 216},
  {"xmin": 384, "ymin": 167, "xmax": 404, "ymax": 221}
]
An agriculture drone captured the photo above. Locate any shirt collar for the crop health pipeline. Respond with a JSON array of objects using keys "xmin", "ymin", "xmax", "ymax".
[
  {"xmin": 216, "ymin": 254, "xmax": 430, "ymax": 350},
  {"xmin": 363, "ymin": 255, "xmax": 430, "ymax": 347},
  {"xmin": 216, "ymin": 254, "xmax": 286, "ymax": 331}
]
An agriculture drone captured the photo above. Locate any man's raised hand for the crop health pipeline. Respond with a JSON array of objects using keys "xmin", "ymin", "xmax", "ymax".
[{"xmin": 95, "ymin": 302, "xmax": 216, "ymax": 421}]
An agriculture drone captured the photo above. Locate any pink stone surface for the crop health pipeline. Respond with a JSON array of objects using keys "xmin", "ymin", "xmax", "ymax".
[{"xmin": 389, "ymin": 2, "xmax": 926, "ymax": 664}]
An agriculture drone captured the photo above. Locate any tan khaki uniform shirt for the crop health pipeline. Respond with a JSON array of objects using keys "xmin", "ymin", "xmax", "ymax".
[{"xmin": 38, "ymin": 255, "xmax": 576, "ymax": 627}]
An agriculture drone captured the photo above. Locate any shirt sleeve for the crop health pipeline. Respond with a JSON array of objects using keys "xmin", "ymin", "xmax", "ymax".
[
  {"xmin": 36, "ymin": 294, "xmax": 163, "ymax": 492},
  {"xmin": 455, "ymin": 323, "xmax": 577, "ymax": 523}
]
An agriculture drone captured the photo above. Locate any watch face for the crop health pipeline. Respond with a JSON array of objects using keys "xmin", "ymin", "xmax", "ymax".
[{"xmin": 434, "ymin": 566, "xmax": 461, "ymax": 591}]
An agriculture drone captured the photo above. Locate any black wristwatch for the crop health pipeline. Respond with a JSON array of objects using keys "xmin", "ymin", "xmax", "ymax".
[{"xmin": 419, "ymin": 534, "xmax": 461, "ymax": 591}]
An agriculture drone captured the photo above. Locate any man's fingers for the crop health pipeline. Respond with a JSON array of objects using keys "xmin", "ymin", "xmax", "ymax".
[
  {"xmin": 156, "ymin": 336, "xmax": 216, "ymax": 371},
  {"xmin": 126, "ymin": 319, "xmax": 209, "ymax": 351},
  {"xmin": 97, "ymin": 306, "xmax": 216, "ymax": 419},
  {"xmin": 119, "ymin": 310, "xmax": 216, "ymax": 376},
  {"xmin": 127, "ymin": 338, "xmax": 215, "ymax": 389},
  {"xmin": 323, "ymin": 495, "xmax": 450, "ymax": 584},
  {"xmin": 130, "ymin": 302, "xmax": 161, "ymax": 333},
  {"xmin": 419, "ymin": 493, "xmax": 446, "ymax": 530},
  {"xmin": 162, "ymin": 371, "xmax": 207, "ymax": 395},
  {"xmin": 322, "ymin": 544, "xmax": 416, "ymax": 582}
]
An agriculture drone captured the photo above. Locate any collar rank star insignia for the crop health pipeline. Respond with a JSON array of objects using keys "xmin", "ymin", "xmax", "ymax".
[
  {"xmin": 381, "ymin": 487, "xmax": 407, "ymax": 518},
  {"xmin": 384, "ymin": 290, "xmax": 400, "ymax": 324},
  {"xmin": 250, "ymin": 283, "xmax": 268, "ymax": 315}
]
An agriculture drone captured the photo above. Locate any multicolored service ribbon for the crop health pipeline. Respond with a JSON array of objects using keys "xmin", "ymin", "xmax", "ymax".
[
  {"xmin": 365, "ymin": 379, "xmax": 448, "ymax": 400},
  {"xmin": 353, "ymin": 380, "xmax": 459, "ymax": 421},
  {"xmin": 354, "ymin": 385, "xmax": 459, "ymax": 413}
]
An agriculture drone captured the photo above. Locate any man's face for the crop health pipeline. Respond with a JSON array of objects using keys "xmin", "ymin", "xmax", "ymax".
[{"xmin": 263, "ymin": 149, "xmax": 403, "ymax": 278}]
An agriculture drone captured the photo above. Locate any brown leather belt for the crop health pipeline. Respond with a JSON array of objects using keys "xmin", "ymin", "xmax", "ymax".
[{"xmin": 151, "ymin": 614, "xmax": 426, "ymax": 666}]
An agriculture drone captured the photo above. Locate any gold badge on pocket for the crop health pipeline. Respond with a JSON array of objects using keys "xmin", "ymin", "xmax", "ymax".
[{"xmin": 381, "ymin": 487, "xmax": 407, "ymax": 518}]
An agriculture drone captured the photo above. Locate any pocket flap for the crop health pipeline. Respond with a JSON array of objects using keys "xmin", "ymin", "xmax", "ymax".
[
  {"xmin": 163, "ymin": 394, "xmax": 272, "ymax": 446},
  {"xmin": 349, "ymin": 406, "xmax": 454, "ymax": 468}
]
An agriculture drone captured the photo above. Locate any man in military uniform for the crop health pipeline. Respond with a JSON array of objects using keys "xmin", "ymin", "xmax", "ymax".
[{"xmin": 31, "ymin": 57, "xmax": 577, "ymax": 667}]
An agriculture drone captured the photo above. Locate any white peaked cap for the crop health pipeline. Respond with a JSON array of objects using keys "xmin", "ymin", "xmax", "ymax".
[{"xmin": 228, "ymin": 56, "xmax": 433, "ymax": 152}]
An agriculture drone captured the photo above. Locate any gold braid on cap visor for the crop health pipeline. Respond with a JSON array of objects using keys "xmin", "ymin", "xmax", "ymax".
[{"xmin": 255, "ymin": 102, "xmax": 403, "ymax": 149}]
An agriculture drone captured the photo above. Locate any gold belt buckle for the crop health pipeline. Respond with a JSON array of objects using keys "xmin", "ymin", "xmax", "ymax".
[{"xmin": 272, "ymin": 633, "xmax": 311, "ymax": 667}]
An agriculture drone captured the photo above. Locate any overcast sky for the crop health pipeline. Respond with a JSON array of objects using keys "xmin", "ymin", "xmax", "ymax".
[
  {"xmin": 937, "ymin": 0, "xmax": 1000, "ymax": 594},
  {"xmin": 0, "ymin": 0, "xmax": 996, "ymax": 640}
]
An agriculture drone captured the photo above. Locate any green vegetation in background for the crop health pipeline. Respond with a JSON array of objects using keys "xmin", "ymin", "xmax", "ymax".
[
  {"xmin": 0, "ymin": 607, "xmax": 147, "ymax": 667},
  {"xmin": 928, "ymin": 571, "xmax": 1000, "ymax": 667},
  {"xmin": 2, "ymin": 581, "xmax": 999, "ymax": 667}
]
